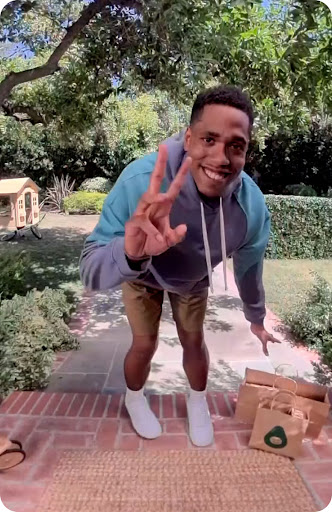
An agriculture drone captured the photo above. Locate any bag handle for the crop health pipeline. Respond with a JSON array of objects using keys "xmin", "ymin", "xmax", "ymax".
[
  {"xmin": 271, "ymin": 390, "xmax": 297, "ymax": 412},
  {"xmin": 271, "ymin": 391, "xmax": 310, "ymax": 422},
  {"xmin": 275, "ymin": 364, "xmax": 299, "ymax": 378},
  {"xmin": 274, "ymin": 364, "xmax": 299, "ymax": 394},
  {"xmin": 273, "ymin": 375, "xmax": 298, "ymax": 394}
]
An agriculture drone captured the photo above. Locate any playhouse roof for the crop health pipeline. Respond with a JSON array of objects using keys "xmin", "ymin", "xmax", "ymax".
[{"xmin": 0, "ymin": 178, "xmax": 40, "ymax": 196}]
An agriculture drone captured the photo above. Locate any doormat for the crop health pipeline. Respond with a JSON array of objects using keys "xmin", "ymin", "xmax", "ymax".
[{"xmin": 37, "ymin": 449, "xmax": 317, "ymax": 511}]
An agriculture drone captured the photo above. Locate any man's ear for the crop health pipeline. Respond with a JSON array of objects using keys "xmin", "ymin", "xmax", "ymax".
[{"xmin": 184, "ymin": 127, "xmax": 191, "ymax": 152}]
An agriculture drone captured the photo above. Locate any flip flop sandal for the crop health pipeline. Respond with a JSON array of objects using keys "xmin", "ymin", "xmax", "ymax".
[
  {"xmin": 0, "ymin": 448, "xmax": 26, "ymax": 470},
  {"xmin": 9, "ymin": 440, "xmax": 23, "ymax": 450}
]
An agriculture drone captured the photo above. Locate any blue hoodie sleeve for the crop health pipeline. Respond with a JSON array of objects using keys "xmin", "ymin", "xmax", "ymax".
[
  {"xmin": 232, "ymin": 208, "xmax": 270, "ymax": 325},
  {"xmin": 79, "ymin": 155, "xmax": 157, "ymax": 290}
]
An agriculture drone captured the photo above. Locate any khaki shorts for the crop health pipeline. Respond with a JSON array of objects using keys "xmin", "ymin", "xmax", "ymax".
[{"xmin": 122, "ymin": 281, "xmax": 208, "ymax": 336}]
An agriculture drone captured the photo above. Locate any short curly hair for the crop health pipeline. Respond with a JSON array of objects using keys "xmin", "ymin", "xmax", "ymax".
[{"xmin": 190, "ymin": 85, "xmax": 254, "ymax": 130}]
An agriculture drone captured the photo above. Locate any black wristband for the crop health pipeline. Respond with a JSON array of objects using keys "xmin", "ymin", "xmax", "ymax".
[{"xmin": 125, "ymin": 254, "xmax": 150, "ymax": 271}]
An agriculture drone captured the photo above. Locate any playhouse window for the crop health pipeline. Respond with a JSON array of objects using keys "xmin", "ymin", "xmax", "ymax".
[
  {"xmin": 0, "ymin": 196, "xmax": 10, "ymax": 216},
  {"xmin": 19, "ymin": 199, "xmax": 23, "ymax": 208},
  {"xmin": 33, "ymin": 197, "xmax": 37, "ymax": 206},
  {"xmin": 25, "ymin": 192, "xmax": 31, "ymax": 209}
]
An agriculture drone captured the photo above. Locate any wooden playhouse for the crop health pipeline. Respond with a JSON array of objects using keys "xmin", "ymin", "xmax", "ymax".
[{"xmin": 0, "ymin": 178, "xmax": 40, "ymax": 230}]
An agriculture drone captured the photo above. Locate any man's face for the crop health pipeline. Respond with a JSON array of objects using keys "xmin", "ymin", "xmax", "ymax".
[{"xmin": 184, "ymin": 104, "xmax": 250, "ymax": 197}]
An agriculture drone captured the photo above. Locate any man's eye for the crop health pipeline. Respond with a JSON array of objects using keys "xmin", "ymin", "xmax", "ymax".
[
  {"xmin": 231, "ymin": 143, "xmax": 243, "ymax": 151},
  {"xmin": 203, "ymin": 137, "xmax": 214, "ymax": 144}
]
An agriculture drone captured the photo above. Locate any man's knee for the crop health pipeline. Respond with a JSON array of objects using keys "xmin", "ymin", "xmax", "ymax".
[
  {"xmin": 130, "ymin": 334, "xmax": 159, "ymax": 360},
  {"xmin": 177, "ymin": 328, "xmax": 205, "ymax": 352}
]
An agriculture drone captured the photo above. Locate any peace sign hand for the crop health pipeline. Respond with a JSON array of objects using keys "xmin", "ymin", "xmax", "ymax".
[{"xmin": 124, "ymin": 145, "xmax": 191, "ymax": 261}]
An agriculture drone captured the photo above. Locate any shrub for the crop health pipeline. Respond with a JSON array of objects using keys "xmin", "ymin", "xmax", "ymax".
[
  {"xmin": 2, "ymin": 98, "xmax": 330, "ymax": 197},
  {"xmin": 0, "ymin": 92, "xmax": 188, "ymax": 189},
  {"xmin": 34, "ymin": 287, "xmax": 73, "ymax": 324},
  {"xmin": 284, "ymin": 274, "xmax": 332, "ymax": 367},
  {"xmin": 0, "ymin": 288, "xmax": 79, "ymax": 398},
  {"xmin": 265, "ymin": 196, "xmax": 332, "ymax": 259},
  {"xmin": 43, "ymin": 174, "xmax": 76, "ymax": 212},
  {"xmin": 63, "ymin": 191, "xmax": 106, "ymax": 214},
  {"xmin": 0, "ymin": 252, "xmax": 29, "ymax": 299},
  {"xmin": 79, "ymin": 177, "xmax": 112, "ymax": 194},
  {"xmin": 247, "ymin": 124, "xmax": 332, "ymax": 196},
  {"xmin": 284, "ymin": 183, "xmax": 317, "ymax": 197}
]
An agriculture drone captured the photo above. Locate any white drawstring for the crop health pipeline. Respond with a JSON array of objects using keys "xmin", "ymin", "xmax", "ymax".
[
  {"xmin": 219, "ymin": 197, "xmax": 228, "ymax": 291},
  {"xmin": 200, "ymin": 200, "xmax": 228, "ymax": 293},
  {"xmin": 200, "ymin": 201, "xmax": 214, "ymax": 294}
]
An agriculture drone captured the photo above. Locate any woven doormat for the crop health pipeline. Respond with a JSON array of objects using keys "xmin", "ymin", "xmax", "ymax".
[{"xmin": 37, "ymin": 450, "xmax": 317, "ymax": 512}]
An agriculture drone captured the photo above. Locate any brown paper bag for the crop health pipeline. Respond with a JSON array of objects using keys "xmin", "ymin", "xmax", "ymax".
[
  {"xmin": 235, "ymin": 367, "xmax": 330, "ymax": 438},
  {"xmin": 249, "ymin": 391, "xmax": 309, "ymax": 459}
]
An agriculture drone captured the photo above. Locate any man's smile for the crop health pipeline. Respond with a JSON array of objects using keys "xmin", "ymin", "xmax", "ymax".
[{"xmin": 201, "ymin": 166, "xmax": 232, "ymax": 183}]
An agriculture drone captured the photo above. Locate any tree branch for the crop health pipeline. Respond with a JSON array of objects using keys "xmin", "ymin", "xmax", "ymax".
[
  {"xmin": 0, "ymin": 0, "xmax": 140, "ymax": 108},
  {"xmin": 2, "ymin": 100, "xmax": 47, "ymax": 125}
]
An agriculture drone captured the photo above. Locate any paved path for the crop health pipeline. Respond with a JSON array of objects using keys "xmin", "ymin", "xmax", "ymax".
[
  {"xmin": 2, "ymin": 211, "xmax": 321, "ymax": 392},
  {"xmin": 48, "ymin": 264, "xmax": 321, "ymax": 395}
]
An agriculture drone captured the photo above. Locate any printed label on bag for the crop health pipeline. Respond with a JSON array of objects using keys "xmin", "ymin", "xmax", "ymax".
[{"xmin": 264, "ymin": 425, "xmax": 288, "ymax": 449}]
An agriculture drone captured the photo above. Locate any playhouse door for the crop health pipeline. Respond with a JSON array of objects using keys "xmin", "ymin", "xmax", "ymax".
[{"xmin": 24, "ymin": 192, "xmax": 33, "ymax": 224}]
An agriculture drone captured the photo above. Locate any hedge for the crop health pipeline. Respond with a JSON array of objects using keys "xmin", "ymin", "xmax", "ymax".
[
  {"xmin": 63, "ymin": 191, "xmax": 107, "ymax": 214},
  {"xmin": 265, "ymin": 195, "xmax": 332, "ymax": 259},
  {"xmin": 62, "ymin": 191, "xmax": 330, "ymax": 259}
]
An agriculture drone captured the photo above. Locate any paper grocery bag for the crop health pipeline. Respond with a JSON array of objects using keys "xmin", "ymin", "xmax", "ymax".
[
  {"xmin": 235, "ymin": 367, "xmax": 330, "ymax": 438},
  {"xmin": 249, "ymin": 392, "xmax": 309, "ymax": 459}
]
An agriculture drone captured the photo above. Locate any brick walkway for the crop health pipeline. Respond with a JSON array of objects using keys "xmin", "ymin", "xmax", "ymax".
[{"xmin": 0, "ymin": 390, "xmax": 331, "ymax": 512}]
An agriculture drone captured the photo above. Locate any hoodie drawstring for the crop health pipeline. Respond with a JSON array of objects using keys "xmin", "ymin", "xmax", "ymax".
[
  {"xmin": 219, "ymin": 197, "xmax": 228, "ymax": 292},
  {"xmin": 200, "ymin": 202, "xmax": 214, "ymax": 294},
  {"xmin": 200, "ymin": 199, "xmax": 228, "ymax": 293}
]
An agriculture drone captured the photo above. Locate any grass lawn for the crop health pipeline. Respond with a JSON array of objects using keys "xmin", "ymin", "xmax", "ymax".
[
  {"xmin": 228, "ymin": 258, "xmax": 332, "ymax": 317},
  {"xmin": 263, "ymin": 259, "xmax": 332, "ymax": 317},
  {"xmin": 0, "ymin": 213, "xmax": 98, "ymax": 304}
]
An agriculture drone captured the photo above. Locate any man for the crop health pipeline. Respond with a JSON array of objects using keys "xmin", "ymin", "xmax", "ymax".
[{"xmin": 80, "ymin": 85, "xmax": 280, "ymax": 447}]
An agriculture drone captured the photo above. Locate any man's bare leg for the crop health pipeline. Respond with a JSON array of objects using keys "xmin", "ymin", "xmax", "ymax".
[{"xmin": 124, "ymin": 334, "xmax": 158, "ymax": 390}]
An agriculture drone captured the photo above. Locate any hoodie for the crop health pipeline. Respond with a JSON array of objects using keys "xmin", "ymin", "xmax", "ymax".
[{"xmin": 80, "ymin": 132, "xmax": 271, "ymax": 325}]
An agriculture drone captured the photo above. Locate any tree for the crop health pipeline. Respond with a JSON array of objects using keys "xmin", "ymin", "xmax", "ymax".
[
  {"xmin": 0, "ymin": 0, "xmax": 139, "ymax": 107},
  {"xmin": 0, "ymin": 89, "xmax": 189, "ymax": 186},
  {"xmin": 0, "ymin": 0, "xmax": 330, "ymax": 135}
]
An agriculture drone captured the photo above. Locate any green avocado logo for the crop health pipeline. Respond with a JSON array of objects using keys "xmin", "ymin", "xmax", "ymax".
[{"xmin": 264, "ymin": 426, "xmax": 288, "ymax": 449}]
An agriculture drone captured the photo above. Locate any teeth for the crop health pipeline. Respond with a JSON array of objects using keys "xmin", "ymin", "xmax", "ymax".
[{"xmin": 204, "ymin": 168, "xmax": 227, "ymax": 182}]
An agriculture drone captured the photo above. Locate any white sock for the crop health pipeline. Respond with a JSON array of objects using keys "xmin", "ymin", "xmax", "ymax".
[
  {"xmin": 187, "ymin": 388, "xmax": 214, "ymax": 447},
  {"xmin": 125, "ymin": 388, "xmax": 162, "ymax": 439}
]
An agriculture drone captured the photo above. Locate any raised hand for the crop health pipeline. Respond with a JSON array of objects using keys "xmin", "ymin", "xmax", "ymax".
[{"xmin": 124, "ymin": 145, "xmax": 191, "ymax": 260}]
